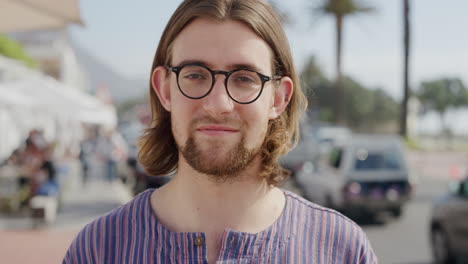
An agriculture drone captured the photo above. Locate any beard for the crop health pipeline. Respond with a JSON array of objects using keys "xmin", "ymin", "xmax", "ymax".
[{"xmin": 177, "ymin": 117, "xmax": 263, "ymax": 183}]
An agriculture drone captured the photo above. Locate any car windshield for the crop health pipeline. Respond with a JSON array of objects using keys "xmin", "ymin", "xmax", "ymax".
[{"xmin": 353, "ymin": 148, "xmax": 401, "ymax": 170}]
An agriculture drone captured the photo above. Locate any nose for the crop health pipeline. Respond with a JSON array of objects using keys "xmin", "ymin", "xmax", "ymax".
[{"xmin": 202, "ymin": 75, "xmax": 234, "ymax": 115}]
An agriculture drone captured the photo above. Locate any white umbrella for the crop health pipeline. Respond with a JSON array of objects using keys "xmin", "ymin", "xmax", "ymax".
[
  {"xmin": 0, "ymin": 110, "xmax": 23, "ymax": 161},
  {"xmin": 0, "ymin": 84, "xmax": 36, "ymax": 106},
  {"xmin": 5, "ymin": 79, "xmax": 117, "ymax": 127},
  {"xmin": 0, "ymin": 0, "xmax": 82, "ymax": 33}
]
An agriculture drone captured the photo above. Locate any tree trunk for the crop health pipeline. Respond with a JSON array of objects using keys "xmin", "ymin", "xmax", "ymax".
[
  {"xmin": 335, "ymin": 15, "xmax": 344, "ymax": 124},
  {"xmin": 400, "ymin": 0, "xmax": 411, "ymax": 137}
]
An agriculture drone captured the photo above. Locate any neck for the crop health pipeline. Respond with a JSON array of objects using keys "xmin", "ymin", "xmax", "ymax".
[{"xmin": 151, "ymin": 158, "xmax": 285, "ymax": 234}]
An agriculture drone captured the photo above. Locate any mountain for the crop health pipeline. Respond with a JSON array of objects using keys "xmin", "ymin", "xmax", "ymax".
[{"xmin": 72, "ymin": 43, "xmax": 149, "ymax": 104}]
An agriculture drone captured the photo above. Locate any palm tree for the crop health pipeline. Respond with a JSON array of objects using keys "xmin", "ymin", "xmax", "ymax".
[
  {"xmin": 314, "ymin": 0, "xmax": 374, "ymax": 124},
  {"xmin": 400, "ymin": 0, "xmax": 411, "ymax": 137}
]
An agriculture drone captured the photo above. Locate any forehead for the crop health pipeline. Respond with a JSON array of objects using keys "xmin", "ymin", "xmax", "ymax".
[{"xmin": 171, "ymin": 18, "xmax": 273, "ymax": 73}]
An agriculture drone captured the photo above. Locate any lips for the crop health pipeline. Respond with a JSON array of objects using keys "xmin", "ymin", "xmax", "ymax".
[{"xmin": 196, "ymin": 125, "xmax": 239, "ymax": 135}]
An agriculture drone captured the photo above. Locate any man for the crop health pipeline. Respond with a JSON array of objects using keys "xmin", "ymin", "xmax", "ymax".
[{"xmin": 64, "ymin": 0, "xmax": 378, "ymax": 263}]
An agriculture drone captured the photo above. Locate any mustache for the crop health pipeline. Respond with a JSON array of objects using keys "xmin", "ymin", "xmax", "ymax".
[{"xmin": 189, "ymin": 116, "xmax": 244, "ymax": 129}]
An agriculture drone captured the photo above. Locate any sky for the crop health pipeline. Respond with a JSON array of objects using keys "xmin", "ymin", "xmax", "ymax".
[{"xmin": 69, "ymin": 0, "xmax": 468, "ymax": 133}]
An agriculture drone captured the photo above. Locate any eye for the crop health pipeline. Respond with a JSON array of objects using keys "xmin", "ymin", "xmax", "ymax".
[
  {"xmin": 183, "ymin": 73, "xmax": 207, "ymax": 80},
  {"xmin": 236, "ymin": 76, "xmax": 256, "ymax": 83},
  {"xmin": 231, "ymin": 71, "xmax": 258, "ymax": 83}
]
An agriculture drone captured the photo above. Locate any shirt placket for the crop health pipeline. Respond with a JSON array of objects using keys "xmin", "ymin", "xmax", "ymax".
[
  {"xmin": 216, "ymin": 231, "xmax": 254, "ymax": 263},
  {"xmin": 187, "ymin": 233, "xmax": 209, "ymax": 264}
]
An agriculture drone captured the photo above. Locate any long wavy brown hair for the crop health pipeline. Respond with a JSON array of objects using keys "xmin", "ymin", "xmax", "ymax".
[{"xmin": 138, "ymin": 0, "xmax": 307, "ymax": 186}]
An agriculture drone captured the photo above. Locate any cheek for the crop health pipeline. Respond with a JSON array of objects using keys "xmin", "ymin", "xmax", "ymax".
[
  {"xmin": 170, "ymin": 105, "xmax": 191, "ymax": 141},
  {"xmin": 243, "ymin": 105, "xmax": 271, "ymax": 140},
  {"xmin": 170, "ymin": 85, "xmax": 193, "ymax": 124}
]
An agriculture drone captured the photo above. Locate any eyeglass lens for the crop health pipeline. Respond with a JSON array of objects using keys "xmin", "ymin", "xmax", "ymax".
[{"xmin": 178, "ymin": 65, "xmax": 263, "ymax": 103}]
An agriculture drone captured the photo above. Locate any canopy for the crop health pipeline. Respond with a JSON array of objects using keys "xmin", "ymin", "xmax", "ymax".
[
  {"xmin": 1, "ymin": 79, "xmax": 117, "ymax": 127},
  {"xmin": 0, "ymin": 0, "xmax": 82, "ymax": 33},
  {"xmin": 0, "ymin": 85, "xmax": 36, "ymax": 107},
  {"xmin": 0, "ymin": 111, "xmax": 22, "ymax": 161}
]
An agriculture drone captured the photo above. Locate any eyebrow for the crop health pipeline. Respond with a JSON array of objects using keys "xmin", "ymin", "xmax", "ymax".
[{"xmin": 174, "ymin": 59, "xmax": 265, "ymax": 74}]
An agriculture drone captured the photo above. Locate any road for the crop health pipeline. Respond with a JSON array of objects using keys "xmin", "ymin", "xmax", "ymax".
[
  {"xmin": 360, "ymin": 151, "xmax": 467, "ymax": 264},
  {"xmin": 286, "ymin": 150, "xmax": 465, "ymax": 264},
  {"xmin": 362, "ymin": 177, "xmax": 447, "ymax": 264}
]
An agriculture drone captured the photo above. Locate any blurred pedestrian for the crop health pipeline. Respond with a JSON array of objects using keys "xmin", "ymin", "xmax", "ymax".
[
  {"xmin": 20, "ymin": 130, "xmax": 48, "ymax": 200},
  {"xmin": 96, "ymin": 129, "xmax": 128, "ymax": 182},
  {"xmin": 96, "ymin": 130, "xmax": 115, "ymax": 182},
  {"xmin": 64, "ymin": 1, "xmax": 377, "ymax": 263},
  {"xmin": 79, "ymin": 128, "xmax": 95, "ymax": 185},
  {"xmin": 35, "ymin": 160, "xmax": 59, "ymax": 197}
]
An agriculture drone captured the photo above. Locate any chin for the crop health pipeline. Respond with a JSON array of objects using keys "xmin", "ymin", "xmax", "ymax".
[{"xmin": 182, "ymin": 135, "xmax": 259, "ymax": 178}]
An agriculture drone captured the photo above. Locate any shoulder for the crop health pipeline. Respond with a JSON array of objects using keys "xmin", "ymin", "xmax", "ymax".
[
  {"xmin": 283, "ymin": 190, "xmax": 362, "ymax": 231},
  {"xmin": 283, "ymin": 191, "xmax": 378, "ymax": 263},
  {"xmin": 62, "ymin": 189, "xmax": 154, "ymax": 264},
  {"xmin": 283, "ymin": 190, "xmax": 357, "ymax": 225}
]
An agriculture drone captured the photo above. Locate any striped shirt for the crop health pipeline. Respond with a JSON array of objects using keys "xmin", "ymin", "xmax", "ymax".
[{"xmin": 63, "ymin": 189, "xmax": 377, "ymax": 263}]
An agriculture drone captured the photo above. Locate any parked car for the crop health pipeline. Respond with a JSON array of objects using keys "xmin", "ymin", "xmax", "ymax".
[
  {"xmin": 430, "ymin": 177, "xmax": 468, "ymax": 264},
  {"xmin": 280, "ymin": 127, "xmax": 319, "ymax": 178},
  {"xmin": 296, "ymin": 134, "xmax": 412, "ymax": 220},
  {"xmin": 315, "ymin": 125, "xmax": 352, "ymax": 155}
]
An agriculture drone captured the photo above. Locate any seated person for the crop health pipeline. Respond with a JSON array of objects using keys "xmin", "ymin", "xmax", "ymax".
[{"xmin": 36, "ymin": 160, "xmax": 59, "ymax": 197}]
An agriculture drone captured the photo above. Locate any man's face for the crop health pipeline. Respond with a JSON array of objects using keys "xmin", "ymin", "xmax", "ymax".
[{"xmin": 158, "ymin": 18, "xmax": 284, "ymax": 181}]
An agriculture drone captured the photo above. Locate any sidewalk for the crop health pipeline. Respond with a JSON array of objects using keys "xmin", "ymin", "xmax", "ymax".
[
  {"xmin": 0, "ymin": 229, "xmax": 77, "ymax": 264},
  {"xmin": 0, "ymin": 159, "xmax": 133, "ymax": 264},
  {"xmin": 54, "ymin": 177, "xmax": 133, "ymax": 230}
]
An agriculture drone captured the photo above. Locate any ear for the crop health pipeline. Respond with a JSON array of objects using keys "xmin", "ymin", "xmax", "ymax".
[
  {"xmin": 268, "ymin": 76, "xmax": 293, "ymax": 120},
  {"xmin": 151, "ymin": 66, "xmax": 171, "ymax": 111}
]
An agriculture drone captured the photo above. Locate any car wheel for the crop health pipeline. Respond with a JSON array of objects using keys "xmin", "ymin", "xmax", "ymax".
[{"xmin": 431, "ymin": 227, "xmax": 455, "ymax": 264}]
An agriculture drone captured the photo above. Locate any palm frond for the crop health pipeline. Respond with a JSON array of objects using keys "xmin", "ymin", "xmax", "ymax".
[{"xmin": 314, "ymin": 0, "xmax": 375, "ymax": 17}]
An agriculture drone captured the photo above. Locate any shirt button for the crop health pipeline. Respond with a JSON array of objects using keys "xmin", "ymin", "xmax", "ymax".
[{"xmin": 194, "ymin": 236, "xmax": 205, "ymax": 246}]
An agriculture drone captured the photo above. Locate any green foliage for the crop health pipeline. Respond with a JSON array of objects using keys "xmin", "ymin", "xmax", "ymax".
[
  {"xmin": 417, "ymin": 78, "xmax": 468, "ymax": 134},
  {"xmin": 312, "ymin": 0, "xmax": 375, "ymax": 123},
  {"xmin": 417, "ymin": 78, "xmax": 468, "ymax": 114},
  {"xmin": 404, "ymin": 137, "xmax": 421, "ymax": 150},
  {"xmin": 0, "ymin": 34, "xmax": 35, "ymax": 67},
  {"xmin": 300, "ymin": 56, "xmax": 329, "ymax": 96},
  {"xmin": 341, "ymin": 78, "xmax": 399, "ymax": 129},
  {"xmin": 301, "ymin": 56, "xmax": 399, "ymax": 132}
]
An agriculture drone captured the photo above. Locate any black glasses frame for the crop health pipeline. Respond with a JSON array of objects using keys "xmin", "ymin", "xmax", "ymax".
[{"xmin": 167, "ymin": 63, "xmax": 282, "ymax": 104}]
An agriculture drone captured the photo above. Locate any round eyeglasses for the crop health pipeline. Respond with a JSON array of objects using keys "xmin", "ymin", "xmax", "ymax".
[{"xmin": 167, "ymin": 63, "xmax": 282, "ymax": 104}]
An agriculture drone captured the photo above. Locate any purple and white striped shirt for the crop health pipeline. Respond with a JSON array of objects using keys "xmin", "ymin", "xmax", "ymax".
[{"xmin": 63, "ymin": 189, "xmax": 377, "ymax": 263}]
